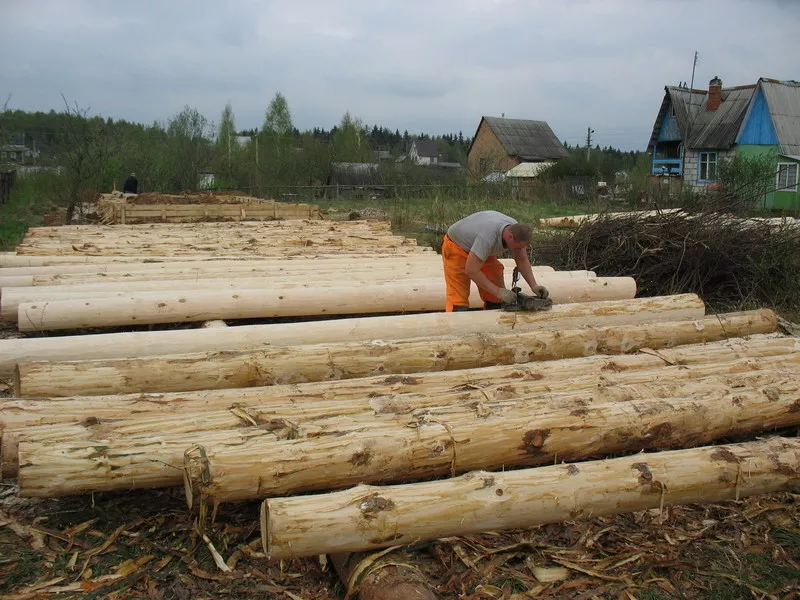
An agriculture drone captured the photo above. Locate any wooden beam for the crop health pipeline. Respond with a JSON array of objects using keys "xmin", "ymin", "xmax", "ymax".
[
  {"xmin": 0, "ymin": 294, "xmax": 707, "ymax": 379},
  {"xmin": 261, "ymin": 437, "xmax": 800, "ymax": 559}
]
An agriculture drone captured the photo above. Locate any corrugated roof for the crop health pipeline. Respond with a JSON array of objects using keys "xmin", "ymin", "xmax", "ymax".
[
  {"xmin": 505, "ymin": 161, "xmax": 554, "ymax": 178},
  {"xmin": 647, "ymin": 87, "xmax": 706, "ymax": 151},
  {"xmin": 688, "ymin": 87, "xmax": 755, "ymax": 149},
  {"xmin": 412, "ymin": 139, "xmax": 438, "ymax": 158},
  {"xmin": 762, "ymin": 80, "xmax": 800, "ymax": 156},
  {"xmin": 482, "ymin": 117, "xmax": 569, "ymax": 161},
  {"xmin": 649, "ymin": 78, "xmax": 800, "ymax": 152}
]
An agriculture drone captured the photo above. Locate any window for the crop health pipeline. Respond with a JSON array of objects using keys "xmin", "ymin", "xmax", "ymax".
[
  {"xmin": 479, "ymin": 157, "xmax": 487, "ymax": 172},
  {"xmin": 698, "ymin": 151, "xmax": 718, "ymax": 181},
  {"xmin": 776, "ymin": 162, "xmax": 798, "ymax": 192}
]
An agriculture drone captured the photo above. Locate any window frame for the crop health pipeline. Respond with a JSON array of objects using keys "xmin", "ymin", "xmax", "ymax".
[
  {"xmin": 697, "ymin": 151, "xmax": 718, "ymax": 182},
  {"xmin": 776, "ymin": 162, "xmax": 799, "ymax": 192}
]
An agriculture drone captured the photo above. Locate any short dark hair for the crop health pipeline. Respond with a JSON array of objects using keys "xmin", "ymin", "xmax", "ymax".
[{"xmin": 508, "ymin": 223, "xmax": 532, "ymax": 245}]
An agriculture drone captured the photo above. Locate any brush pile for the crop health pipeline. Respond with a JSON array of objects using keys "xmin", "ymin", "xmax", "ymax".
[{"xmin": 538, "ymin": 207, "xmax": 800, "ymax": 312}]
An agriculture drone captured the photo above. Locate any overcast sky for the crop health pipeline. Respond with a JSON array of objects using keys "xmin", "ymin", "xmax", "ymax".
[{"xmin": 2, "ymin": 0, "xmax": 798, "ymax": 150}]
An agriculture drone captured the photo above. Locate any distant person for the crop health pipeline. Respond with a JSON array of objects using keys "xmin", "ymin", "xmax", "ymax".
[{"xmin": 122, "ymin": 172, "xmax": 138, "ymax": 194}]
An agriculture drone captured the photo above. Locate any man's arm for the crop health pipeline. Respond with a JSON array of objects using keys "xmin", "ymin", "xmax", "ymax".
[
  {"xmin": 512, "ymin": 247, "xmax": 538, "ymax": 289},
  {"xmin": 464, "ymin": 251, "xmax": 502, "ymax": 296}
]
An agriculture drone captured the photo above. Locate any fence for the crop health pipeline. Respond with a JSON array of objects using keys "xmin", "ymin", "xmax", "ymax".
[
  {"xmin": 249, "ymin": 178, "xmax": 607, "ymax": 206},
  {"xmin": 0, "ymin": 171, "xmax": 15, "ymax": 205}
]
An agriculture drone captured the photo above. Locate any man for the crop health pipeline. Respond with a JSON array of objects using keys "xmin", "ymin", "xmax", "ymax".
[
  {"xmin": 441, "ymin": 210, "xmax": 549, "ymax": 312},
  {"xmin": 122, "ymin": 172, "xmax": 138, "ymax": 194}
]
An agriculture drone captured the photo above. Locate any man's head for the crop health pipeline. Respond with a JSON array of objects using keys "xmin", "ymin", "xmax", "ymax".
[
  {"xmin": 130, "ymin": 172, "xmax": 136, "ymax": 178},
  {"xmin": 502, "ymin": 223, "xmax": 533, "ymax": 250}
]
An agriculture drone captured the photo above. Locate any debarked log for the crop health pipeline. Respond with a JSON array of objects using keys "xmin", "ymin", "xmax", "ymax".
[
  {"xmin": 3, "ymin": 334, "xmax": 797, "ymax": 433},
  {"xmin": 15, "ymin": 276, "xmax": 636, "ymax": 331},
  {"xmin": 6, "ymin": 354, "xmax": 799, "ymax": 480},
  {"xmin": 2, "ymin": 271, "xmax": 603, "ymax": 325},
  {"xmin": 0, "ymin": 293, "xmax": 706, "ymax": 381},
  {"xmin": 261, "ymin": 437, "xmax": 800, "ymax": 559},
  {"xmin": 185, "ymin": 375, "xmax": 800, "ymax": 504},
  {"xmin": 15, "ymin": 304, "xmax": 753, "ymax": 397},
  {"xmin": 15, "ymin": 368, "xmax": 800, "ymax": 497}
]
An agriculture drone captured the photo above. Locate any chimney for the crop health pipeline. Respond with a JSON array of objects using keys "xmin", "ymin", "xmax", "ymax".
[{"xmin": 707, "ymin": 76, "xmax": 723, "ymax": 111}]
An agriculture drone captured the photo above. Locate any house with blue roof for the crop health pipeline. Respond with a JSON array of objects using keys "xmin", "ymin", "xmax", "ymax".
[{"xmin": 648, "ymin": 77, "xmax": 800, "ymax": 210}]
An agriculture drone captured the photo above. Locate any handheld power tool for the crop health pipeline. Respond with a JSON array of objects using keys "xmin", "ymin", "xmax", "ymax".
[{"xmin": 502, "ymin": 267, "xmax": 553, "ymax": 312}]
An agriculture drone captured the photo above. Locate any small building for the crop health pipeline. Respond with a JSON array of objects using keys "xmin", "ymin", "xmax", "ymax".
[
  {"xmin": 0, "ymin": 144, "xmax": 34, "ymax": 163},
  {"xmin": 409, "ymin": 139, "xmax": 439, "ymax": 165},
  {"xmin": 647, "ymin": 77, "xmax": 800, "ymax": 209},
  {"xmin": 467, "ymin": 116, "xmax": 569, "ymax": 177}
]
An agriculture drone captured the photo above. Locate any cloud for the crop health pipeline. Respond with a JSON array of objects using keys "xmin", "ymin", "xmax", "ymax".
[{"xmin": 1, "ymin": 0, "xmax": 798, "ymax": 150}]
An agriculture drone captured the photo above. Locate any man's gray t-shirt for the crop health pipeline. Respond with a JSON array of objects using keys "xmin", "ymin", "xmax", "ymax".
[{"xmin": 447, "ymin": 211, "xmax": 517, "ymax": 261}]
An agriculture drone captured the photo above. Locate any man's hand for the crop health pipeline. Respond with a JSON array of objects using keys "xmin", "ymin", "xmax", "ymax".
[
  {"xmin": 497, "ymin": 288, "xmax": 517, "ymax": 304},
  {"xmin": 532, "ymin": 285, "xmax": 550, "ymax": 299}
]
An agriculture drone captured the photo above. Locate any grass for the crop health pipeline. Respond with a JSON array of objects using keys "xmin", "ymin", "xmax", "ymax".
[{"xmin": 0, "ymin": 171, "xmax": 65, "ymax": 250}]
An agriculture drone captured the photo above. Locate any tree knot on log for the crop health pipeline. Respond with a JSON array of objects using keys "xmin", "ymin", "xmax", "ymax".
[
  {"xmin": 382, "ymin": 375, "xmax": 420, "ymax": 385},
  {"xmin": 351, "ymin": 448, "xmax": 374, "ymax": 467},
  {"xmin": 520, "ymin": 429, "xmax": 550, "ymax": 455},
  {"xmin": 358, "ymin": 493, "xmax": 395, "ymax": 519},
  {"xmin": 710, "ymin": 448, "xmax": 740, "ymax": 464},
  {"xmin": 632, "ymin": 462, "xmax": 664, "ymax": 494},
  {"xmin": 642, "ymin": 422, "xmax": 674, "ymax": 446}
]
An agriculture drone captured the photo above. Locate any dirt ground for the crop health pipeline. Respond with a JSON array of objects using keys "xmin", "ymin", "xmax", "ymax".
[{"xmin": 1, "ymin": 485, "xmax": 797, "ymax": 600}]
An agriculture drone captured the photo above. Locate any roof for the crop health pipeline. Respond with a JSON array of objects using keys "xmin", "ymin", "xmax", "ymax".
[
  {"xmin": 761, "ymin": 79, "xmax": 800, "ymax": 156},
  {"xmin": 648, "ymin": 78, "xmax": 800, "ymax": 152},
  {"xmin": 505, "ymin": 161, "xmax": 555, "ymax": 178},
  {"xmin": 470, "ymin": 117, "xmax": 569, "ymax": 161},
  {"xmin": 483, "ymin": 171, "xmax": 506, "ymax": 183},
  {"xmin": 411, "ymin": 139, "xmax": 438, "ymax": 158},
  {"xmin": 688, "ymin": 86, "xmax": 755, "ymax": 149}
]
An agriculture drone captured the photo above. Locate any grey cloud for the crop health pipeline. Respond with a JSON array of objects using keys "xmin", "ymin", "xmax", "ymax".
[{"xmin": 2, "ymin": 0, "xmax": 798, "ymax": 149}]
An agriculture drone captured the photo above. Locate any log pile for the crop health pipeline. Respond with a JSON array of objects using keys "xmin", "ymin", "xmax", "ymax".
[
  {"xmin": 13, "ymin": 220, "xmax": 424, "ymax": 256},
  {"xmin": 1, "ymin": 216, "xmax": 798, "ymax": 582},
  {"xmin": 96, "ymin": 190, "xmax": 321, "ymax": 223},
  {"xmin": 1, "ymin": 219, "xmax": 642, "ymax": 331}
]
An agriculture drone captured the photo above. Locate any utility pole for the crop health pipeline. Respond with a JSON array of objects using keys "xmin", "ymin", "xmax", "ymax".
[
  {"xmin": 681, "ymin": 50, "xmax": 700, "ymax": 183},
  {"xmin": 586, "ymin": 127, "xmax": 594, "ymax": 160}
]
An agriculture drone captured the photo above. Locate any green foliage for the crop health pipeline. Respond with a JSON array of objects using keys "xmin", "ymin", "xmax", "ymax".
[
  {"xmin": 0, "ymin": 171, "xmax": 64, "ymax": 249},
  {"xmin": 263, "ymin": 92, "xmax": 293, "ymax": 137},
  {"xmin": 162, "ymin": 105, "xmax": 214, "ymax": 191},
  {"xmin": 332, "ymin": 112, "xmax": 374, "ymax": 163},
  {"xmin": 539, "ymin": 153, "xmax": 598, "ymax": 181},
  {"xmin": 717, "ymin": 151, "xmax": 775, "ymax": 213},
  {"xmin": 258, "ymin": 92, "xmax": 298, "ymax": 189}
]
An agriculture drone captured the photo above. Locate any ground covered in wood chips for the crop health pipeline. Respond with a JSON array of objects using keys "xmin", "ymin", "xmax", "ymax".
[{"xmin": 1, "ymin": 484, "xmax": 797, "ymax": 600}]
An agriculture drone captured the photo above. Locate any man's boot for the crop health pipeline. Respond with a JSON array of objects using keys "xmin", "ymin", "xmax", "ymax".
[
  {"xmin": 452, "ymin": 305, "xmax": 470, "ymax": 312},
  {"xmin": 484, "ymin": 301, "xmax": 502, "ymax": 310}
]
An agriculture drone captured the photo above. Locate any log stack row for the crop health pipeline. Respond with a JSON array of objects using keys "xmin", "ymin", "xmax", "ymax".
[
  {"xmin": 96, "ymin": 191, "xmax": 321, "ymax": 223},
  {"xmin": 1, "ymin": 217, "xmax": 797, "ymax": 572},
  {"xmin": 0, "ymin": 220, "xmax": 638, "ymax": 331}
]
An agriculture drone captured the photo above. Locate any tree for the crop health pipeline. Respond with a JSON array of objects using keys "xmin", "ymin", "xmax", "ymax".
[
  {"xmin": 163, "ymin": 106, "xmax": 213, "ymax": 192},
  {"xmin": 216, "ymin": 103, "xmax": 237, "ymax": 184},
  {"xmin": 717, "ymin": 151, "xmax": 775, "ymax": 213},
  {"xmin": 57, "ymin": 96, "xmax": 115, "ymax": 222},
  {"xmin": 258, "ymin": 92, "xmax": 297, "ymax": 190},
  {"xmin": 331, "ymin": 112, "xmax": 373, "ymax": 163},
  {"xmin": 263, "ymin": 92, "xmax": 293, "ymax": 137}
]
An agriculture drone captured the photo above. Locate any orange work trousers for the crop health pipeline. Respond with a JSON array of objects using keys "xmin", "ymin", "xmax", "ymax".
[{"xmin": 441, "ymin": 234, "xmax": 504, "ymax": 311}]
